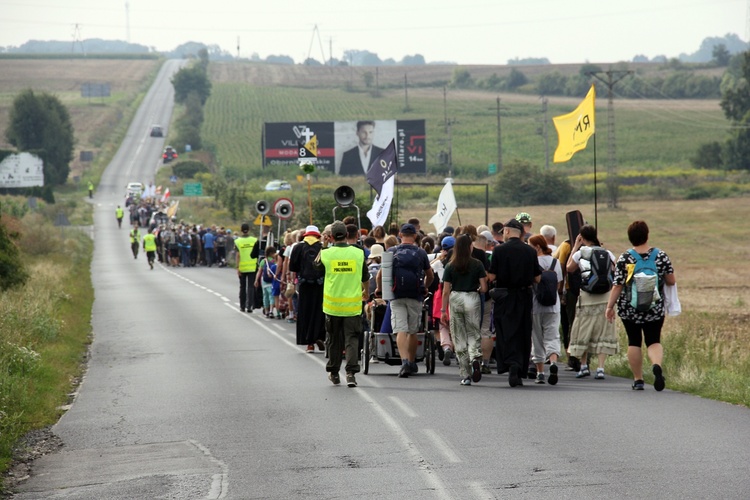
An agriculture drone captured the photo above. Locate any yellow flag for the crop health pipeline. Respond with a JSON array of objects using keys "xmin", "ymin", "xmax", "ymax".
[{"xmin": 553, "ymin": 84, "xmax": 596, "ymax": 163}]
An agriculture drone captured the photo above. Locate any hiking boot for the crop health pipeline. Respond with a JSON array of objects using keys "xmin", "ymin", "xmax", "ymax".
[
  {"xmin": 548, "ymin": 363, "xmax": 559, "ymax": 385},
  {"xmin": 346, "ymin": 373, "xmax": 357, "ymax": 387},
  {"xmin": 471, "ymin": 358, "xmax": 482, "ymax": 383},
  {"xmin": 398, "ymin": 364, "xmax": 411, "ymax": 378},
  {"xmin": 576, "ymin": 365, "xmax": 590, "ymax": 379},
  {"xmin": 328, "ymin": 372, "xmax": 340, "ymax": 385},
  {"xmin": 653, "ymin": 364, "xmax": 665, "ymax": 391},
  {"xmin": 443, "ymin": 348, "xmax": 453, "ymax": 366},
  {"xmin": 535, "ymin": 373, "xmax": 546, "ymax": 384},
  {"xmin": 632, "ymin": 379, "xmax": 645, "ymax": 390}
]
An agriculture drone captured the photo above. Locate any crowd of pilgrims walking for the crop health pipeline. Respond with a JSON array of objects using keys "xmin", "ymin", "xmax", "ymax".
[{"xmin": 126, "ymin": 210, "xmax": 676, "ymax": 391}]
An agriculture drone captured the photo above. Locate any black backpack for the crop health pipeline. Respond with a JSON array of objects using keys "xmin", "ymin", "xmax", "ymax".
[
  {"xmin": 579, "ymin": 246, "xmax": 613, "ymax": 294},
  {"xmin": 534, "ymin": 258, "xmax": 558, "ymax": 306},
  {"xmin": 392, "ymin": 245, "xmax": 425, "ymax": 299},
  {"xmin": 297, "ymin": 241, "xmax": 325, "ymax": 285}
]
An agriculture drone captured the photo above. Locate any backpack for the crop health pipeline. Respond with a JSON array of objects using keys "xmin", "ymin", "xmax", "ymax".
[
  {"xmin": 215, "ymin": 235, "xmax": 226, "ymax": 247},
  {"xmin": 297, "ymin": 241, "xmax": 325, "ymax": 285},
  {"xmin": 261, "ymin": 259, "xmax": 275, "ymax": 284},
  {"xmin": 534, "ymin": 258, "xmax": 558, "ymax": 306},
  {"xmin": 391, "ymin": 245, "xmax": 425, "ymax": 299},
  {"xmin": 579, "ymin": 246, "xmax": 612, "ymax": 294},
  {"xmin": 626, "ymin": 248, "xmax": 661, "ymax": 312}
]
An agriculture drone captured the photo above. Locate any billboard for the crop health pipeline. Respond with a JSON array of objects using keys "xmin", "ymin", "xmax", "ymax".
[
  {"xmin": 263, "ymin": 120, "xmax": 426, "ymax": 176},
  {"xmin": 0, "ymin": 152, "xmax": 44, "ymax": 188}
]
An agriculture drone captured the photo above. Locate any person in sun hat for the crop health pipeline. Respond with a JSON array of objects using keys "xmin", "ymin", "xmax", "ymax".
[{"xmin": 289, "ymin": 224, "xmax": 326, "ymax": 353}]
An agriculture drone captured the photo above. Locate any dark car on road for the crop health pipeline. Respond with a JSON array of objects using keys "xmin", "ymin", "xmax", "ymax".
[
  {"xmin": 150, "ymin": 125, "xmax": 164, "ymax": 137},
  {"xmin": 162, "ymin": 146, "xmax": 178, "ymax": 164}
]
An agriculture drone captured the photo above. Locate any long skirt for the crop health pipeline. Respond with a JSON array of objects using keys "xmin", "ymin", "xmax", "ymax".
[
  {"xmin": 568, "ymin": 291, "xmax": 619, "ymax": 358},
  {"xmin": 296, "ymin": 282, "xmax": 326, "ymax": 345}
]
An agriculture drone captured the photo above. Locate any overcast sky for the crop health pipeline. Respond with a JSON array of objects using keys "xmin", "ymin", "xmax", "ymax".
[{"xmin": 0, "ymin": 0, "xmax": 745, "ymax": 64}]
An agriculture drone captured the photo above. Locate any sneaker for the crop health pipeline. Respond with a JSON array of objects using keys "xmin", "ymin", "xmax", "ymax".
[
  {"xmin": 548, "ymin": 363, "xmax": 559, "ymax": 385},
  {"xmin": 594, "ymin": 368, "xmax": 605, "ymax": 380},
  {"xmin": 370, "ymin": 355, "xmax": 379, "ymax": 364},
  {"xmin": 306, "ymin": 345, "xmax": 315, "ymax": 353},
  {"xmin": 653, "ymin": 364, "xmax": 665, "ymax": 391},
  {"xmin": 443, "ymin": 348, "xmax": 453, "ymax": 366},
  {"xmin": 527, "ymin": 364, "xmax": 537, "ymax": 379},
  {"xmin": 632, "ymin": 379, "xmax": 645, "ymax": 390},
  {"xmin": 286, "ymin": 318, "xmax": 295, "ymax": 323},
  {"xmin": 328, "ymin": 372, "xmax": 340, "ymax": 385},
  {"xmin": 460, "ymin": 377, "xmax": 472, "ymax": 386},
  {"xmin": 471, "ymin": 358, "xmax": 482, "ymax": 383},
  {"xmin": 316, "ymin": 340, "xmax": 325, "ymax": 352},
  {"xmin": 509, "ymin": 365, "xmax": 521, "ymax": 387},
  {"xmin": 535, "ymin": 373, "xmax": 546, "ymax": 384},
  {"xmin": 346, "ymin": 373, "xmax": 357, "ymax": 387},
  {"xmin": 576, "ymin": 365, "xmax": 590, "ymax": 378},
  {"xmin": 410, "ymin": 362, "xmax": 419, "ymax": 374},
  {"xmin": 398, "ymin": 364, "xmax": 411, "ymax": 378},
  {"xmin": 481, "ymin": 364, "xmax": 492, "ymax": 375}
]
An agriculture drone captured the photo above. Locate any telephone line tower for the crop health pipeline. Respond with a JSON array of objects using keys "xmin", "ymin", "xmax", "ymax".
[{"xmin": 585, "ymin": 69, "xmax": 632, "ymax": 208}]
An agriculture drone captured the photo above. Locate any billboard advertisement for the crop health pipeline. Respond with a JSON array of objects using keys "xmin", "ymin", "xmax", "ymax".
[
  {"xmin": 263, "ymin": 120, "xmax": 426, "ymax": 176},
  {"xmin": 0, "ymin": 152, "xmax": 44, "ymax": 188}
]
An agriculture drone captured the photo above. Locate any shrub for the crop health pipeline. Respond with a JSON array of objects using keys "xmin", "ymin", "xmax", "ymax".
[{"xmin": 172, "ymin": 160, "xmax": 209, "ymax": 179}]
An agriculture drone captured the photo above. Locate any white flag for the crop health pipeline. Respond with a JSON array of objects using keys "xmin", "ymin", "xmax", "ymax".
[
  {"xmin": 366, "ymin": 175, "xmax": 395, "ymax": 228},
  {"xmin": 429, "ymin": 181, "xmax": 457, "ymax": 234},
  {"xmin": 160, "ymin": 187, "xmax": 170, "ymax": 203}
]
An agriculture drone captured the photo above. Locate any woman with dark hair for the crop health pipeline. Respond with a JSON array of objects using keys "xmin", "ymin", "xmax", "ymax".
[
  {"xmin": 566, "ymin": 225, "xmax": 618, "ymax": 380},
  {"xmin": 528, "ymin": 235, "xmax": 563, "ymax": 385},
  {"xmin": 440, "ymin": 234, "xmax": 488, "ymax": 386},
  {"xmin": 606, "ymin": 220, "xmax": 675, "ymax": 391}
]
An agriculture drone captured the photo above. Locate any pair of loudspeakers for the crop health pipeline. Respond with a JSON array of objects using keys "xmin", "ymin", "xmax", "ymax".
[{"xmin": 255, "ymin": 199, "xmax": 294, "ymax": 220}]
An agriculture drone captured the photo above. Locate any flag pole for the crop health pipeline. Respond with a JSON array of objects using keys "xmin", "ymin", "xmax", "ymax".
[{"xmin": 593, "ymin": 134, "xmax": 598, "ymax": 229}]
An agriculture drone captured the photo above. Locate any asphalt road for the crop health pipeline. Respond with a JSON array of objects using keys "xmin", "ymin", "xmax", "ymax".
[{"xmin": 14, "ymin": 60, "xmax": 750, "ymax": 500}]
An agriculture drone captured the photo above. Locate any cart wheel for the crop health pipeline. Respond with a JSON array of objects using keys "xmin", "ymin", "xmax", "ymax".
[
  {"xmin": 426, "ymin": 331, "xmax": 436, "ymax": 374},
  {"xmin": 363, "ymin": 330, "xmax": 371, "ymax": 375}
]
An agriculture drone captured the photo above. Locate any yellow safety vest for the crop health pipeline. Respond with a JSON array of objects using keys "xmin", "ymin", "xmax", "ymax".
[
  {"xmin": 143, "ymin": 233, "xmax": 156, "ymax": 251},
  {"xmin": 320, "ymin": 244, "xmax": 365, "ymax": 317},
  {"xmin": 235, "ymin": 235, "xmax": 258, "ymax": 272},
  {"xmin": 129, "ymin": 229, "xmax": 140, "ymax": 244},
  {"xmin": 115, "ymin": 207, "xmax": 124, "ymax": 218}
]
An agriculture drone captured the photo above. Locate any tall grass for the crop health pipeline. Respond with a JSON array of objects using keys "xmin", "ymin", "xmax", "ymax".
[{"xmin": 0, "ymin": 215, "xmax": 93, "ymax": 471}]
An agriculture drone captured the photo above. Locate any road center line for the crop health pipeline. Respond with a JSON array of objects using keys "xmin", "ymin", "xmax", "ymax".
[
  {"xmin": 388, "ymin": 396, "xmax": 419, "ymax": 418},
  {"xmin": 422, "ymin": 429, "xmax": 462, "ymax": 463}
]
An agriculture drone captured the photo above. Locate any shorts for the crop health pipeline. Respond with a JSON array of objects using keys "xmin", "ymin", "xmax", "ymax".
[{"xmin": 389, "ymin": 298, "xmax": 422, "ymax": 334}]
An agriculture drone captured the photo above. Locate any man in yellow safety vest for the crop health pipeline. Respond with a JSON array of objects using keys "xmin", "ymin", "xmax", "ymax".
[
  {"xmin": 129, "ymin": 225, "xmax": 140, "ymax": 259},
  {"xmin": 115, "ymin": 205, "xmax": 124, "ymax": 228},
  {"xmin": 235, "ymin": 223, "xmax": 259, "ymax": 312},
  {"xmin": 143, "ymin": 227, "xmax": 157, "ymax": 270}
]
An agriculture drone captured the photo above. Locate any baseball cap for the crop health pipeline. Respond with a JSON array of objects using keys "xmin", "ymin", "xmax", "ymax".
[
  {"xmin": 480, "ymin": 230, "xmax": 495, "ymax": 242},
  {"xmin": 330, "ymin": 221, "xmax": 347, "ymax": 240},
  {"xmin": 515, "ymin": 212, "xmax": 532, "ymax": 224},
  {"xmin": 241, "ymin": 223, "xmax": 250, "ymax": 233},
  {"xmin": 443, "ymin": 226, "xmax": 455, "ymax": 235},
  {"xmin": 303, "ymin": 225, "xmax": 321, "ymax": 237},
  {"xmin": 504, "ymin": 218, "xmax": 525, "ymax": 232},
  {"xmin": 441, "ymin": 236, "xmax": 455, "ymax": 250},
  {"xmin": 400, "ymin": 223, "xmax": 417, "ymax": 235}
]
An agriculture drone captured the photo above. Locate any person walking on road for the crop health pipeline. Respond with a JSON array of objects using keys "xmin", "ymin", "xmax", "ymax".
[
  {"xmin": 115, "ymin": 205, "xmax": 124, "ymax": 229},
  {"xmin": 235, "ymin": 223, "xmax": 259, "ymax": 313},
  {"xmin": 319, "ymin": 221, "xmax": 370, "ymax": 387},
  {"xmin": 88, "ymin": 181, "xmax": 94, "ymax": 199},
  {"xmin": 289, "ymin": 225, "xmax": 327, "ymax": 353},
  {"xmin": 487, "ymin": 218, "xmax": 541, "ymax": 387},
  {"xmin": 143, "ymin": 227, "xmax": 157, "ymax": 270},
  {"xmin": 606, "ymin": 220, "xmax": 676, "ymax": 391},
  {"xmin": 129, "ymin": 225, "xmax": 140, "ymax": 259}
]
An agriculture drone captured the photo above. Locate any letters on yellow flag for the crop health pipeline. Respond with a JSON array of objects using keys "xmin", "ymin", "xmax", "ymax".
[{"xmin": 553, "ymin": 84, "xmax": 596, "ymax": 163}]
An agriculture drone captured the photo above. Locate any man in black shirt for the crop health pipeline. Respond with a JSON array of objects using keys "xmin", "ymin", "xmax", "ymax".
[{"xmin": 487, "ymin": 219, "xmax": 541, "ymax": 387}]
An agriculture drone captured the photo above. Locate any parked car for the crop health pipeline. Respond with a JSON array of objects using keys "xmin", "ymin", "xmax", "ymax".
[
  {"xmin": 264, "ymin": 180, "xmax": 291, "ymax": 191},
  {"xmin": 150, "ymin": 125, "xmax": 163, "ymax": 137},
  {"xmin": 162, "ymin": 146, "xmax": 178, "ymax": 164}
]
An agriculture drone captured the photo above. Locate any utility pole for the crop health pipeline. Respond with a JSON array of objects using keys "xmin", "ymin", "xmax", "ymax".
[
  {"xmin": 403, "ymin": 73, "xmax": 411, "ymax": 112},
  {"xmin": 540, "ymin": 96, "xmax": 549, "ymax": 169},
  {"xmin": 496, "ymin": 97, "xmax": 503, "ymax": 172},
  {"xmin": 443, "ymin": 86, "xmax": 448, "ymax": 134},
  {"xmin": 585, "ymin": 69, "xmax": 632, "ymax": 208}
]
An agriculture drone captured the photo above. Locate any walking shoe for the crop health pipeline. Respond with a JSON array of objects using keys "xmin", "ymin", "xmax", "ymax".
[
  {"xmin": 328, "ymin": 372, "xmax": 340, "ymax": 385},
  {"xmin": 437, "ymin": 344, "xmax": 445, "ymax": 361},
  {"xmin": 240, "ymin": 307, "xmax": 245, "ymax": 312},
  {"xmin": 652, "ymin": 364, "xmax": 665, "ymax": 391},
  {"xmin": 306, "ymin": 345, "xmax": 315, "ymax": 353},
  {"xmin": 535, "ymin": 373, "xmax": 546, "ymax": 384},
  {"xmin": 527, "ymin": 364, "xmax": 537, "ymax": 379},
  {"xmin": 316, "ymin": 340, "xmax": 325, "ymax": 352},
  {"xmin": 149, "ymin": 262, "xmax": 153, "ymax": 270},
  {"xmin": 443, "ymin": 348, "xmax": 453, "ymax": 366},
  {"xmin": 632, "ymin": 379, "xmax": 645, "ymax": 390},
  {"xmin": 481, "ymin": 363, "xmax": 492, "ymax": 375},
  {"xmin": 594, "ymin": 368, "xmax": 605, "ymax": 380},
  {"xmin": 410, "ymin": 362, "xmax": 419, "ymax": 374},
  {"xmin": 370, "ymin": 355, "xmax": 379, "ymax": 364},
  {"xmin": 509, "ymin": 365, "xmax": 522, "ymax": 387},
  {"xmin": 548, "ymin": 363, "xmax": 559, "ymax": 385},
  {"xmin": 576, "ymin": 365, "xmax": 591, "ymax": 378},
  {"xmin": 460, "ymin": 377, "xmax": 472, "ymax": 386},
  {"xmin": 398, "ymin": 364, "xmax": 411, "ymax": 378},
  {"xmin": 346, "ymin": 373, "xmax": 357, "ymax": 387},
  {"xmin": 471, "ymin": 358, "xmax": 482, "ymax": 383}
]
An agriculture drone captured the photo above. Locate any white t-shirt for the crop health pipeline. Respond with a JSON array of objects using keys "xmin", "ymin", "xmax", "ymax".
[{"xmin": 532, "ymin": 254, "xmax": 564, "ymax": 314}]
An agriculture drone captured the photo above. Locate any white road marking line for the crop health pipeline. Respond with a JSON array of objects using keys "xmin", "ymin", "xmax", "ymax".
[
  {"xmin": 221, "ymin": 297, "xmax": 230, "ymax": 302},
  {"xmin": 388, "ymin": 396, "xmax": 419, "ymax": 418},
  {"xmin": 422, "ymin": 429, "xmax": 462, "ymax": 463},
  {"xmin": 188, "ymin": 440, "xmax": 228, "ymax": 499}
]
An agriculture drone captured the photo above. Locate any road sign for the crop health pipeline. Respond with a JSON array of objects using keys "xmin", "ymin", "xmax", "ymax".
[
  {"xmin": 183, "ymin": 183, "xmax": 202, "ymax": 196},
  {"xmin": 254, "ymin": 214, "xmax": 273, "ymax": 226},
  {"xmin": 488, "ymin": 163, "xmax": 497, "ymax": 174},
  {"xmin": 298, "ymin": 135, "xmax": 318, "ymax": 162}
]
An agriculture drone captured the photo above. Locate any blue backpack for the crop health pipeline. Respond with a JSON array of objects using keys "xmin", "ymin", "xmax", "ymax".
[{"xmin": 626, "ymin": 248, "xmax": 661, "ymax": 312}]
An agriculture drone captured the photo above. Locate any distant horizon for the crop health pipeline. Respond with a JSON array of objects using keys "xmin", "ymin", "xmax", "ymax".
[{"xmin": 0, "ymin": 0, "xmax": 745, "ymax": 65}]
